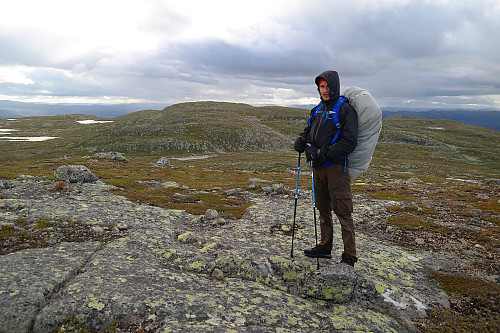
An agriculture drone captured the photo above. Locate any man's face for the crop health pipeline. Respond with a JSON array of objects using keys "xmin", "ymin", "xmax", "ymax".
[{"xmin": 319, "ymin": 80, "xmax": 330, "ymax": 101}]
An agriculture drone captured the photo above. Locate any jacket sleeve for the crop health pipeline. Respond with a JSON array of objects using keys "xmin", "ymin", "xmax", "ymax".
[{"xmin": 322, "ymin": 103, "xmax": 358, "ymax": 160}]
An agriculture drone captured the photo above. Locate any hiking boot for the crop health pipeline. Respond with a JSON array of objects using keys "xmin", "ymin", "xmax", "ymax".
[
  {"xmin": 340, "ymin": 254, "xmax": 355, "ymax": 267},
  {"xmin": 304, "ymin": 246, "xmax": 332, "ymax": 259}
]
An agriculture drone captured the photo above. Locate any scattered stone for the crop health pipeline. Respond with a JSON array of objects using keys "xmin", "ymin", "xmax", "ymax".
[
  {"xmin": 54, "ymin": 165, "xmax": 98, "ymax": 183},
  {"xmin": 93, "ymin": 152, "xmax": 129, "ymax": 162},
  {"xmin": 261, "ymin": 183, "xmax": 286, "ymax": 195},
  {"xmin": 161, "ymin": 181, "xmax": 179, "ymax": 188},
  {"xmin": 171, "ymin": 193, "xmax": 187, "ymax": 201},
  {"xmin": 225, "ymin": 188, "xmax": 240, "ymax": 196},
  {"xmin": 0, "ymin": 180, "xmax": 14, "ymax": 189},
  {"xmin": 156, "ymin": 157, "xmax": 171, "ymax": 166},
  {"xmin": 177, "ymin": 231, "xmax": 200, "ymax": 245},
  {"xmin": 92, "ymin": 226, "xmax": 105, "ymax": 234},
  {"xmin": 247, "ymin": 177, "xmax": 272, "ymax": 183},
  {"xmin": 281, "ymin": 225, "xmax": 291, "ymax": 233},
  {"xmin": 117, "ymin": 223, "xmax": 128, "ymax": 231},
  {"xmin": 211, "ymin": 268, "xmax": 224, "ymax": 280},
  {"xmin": 248, "ymin": 183, "xmax": 261, "ymax": 191},
  {"xmin": 204, "ymin": 209, "xmax": 219, "ymax": 220},
  {"xmin": 211, "ymin": 218, "xmax": 227, "ymax": 226},
  {"xmin": 415, "ymin": 238, "xmax": 425, "ymax": 245},
  {"xmin": 406, "ymin": 177, "xmax": 423, "ymax": 185}
]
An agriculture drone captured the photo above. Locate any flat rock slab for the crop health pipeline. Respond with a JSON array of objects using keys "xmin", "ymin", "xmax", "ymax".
[
  {"xmin": 0, "ymin": 177, "xmax": 449, "ymax": 332},
  {"xmin": 0, "ymin": 242, "xmax": 101, "ymax": 332}
]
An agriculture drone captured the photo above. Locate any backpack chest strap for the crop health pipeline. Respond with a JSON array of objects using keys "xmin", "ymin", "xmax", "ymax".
[
  {"xmin": 307, "ymin": 97, "xmax": 348, "ymax": 145},
  {"xmin": 307, "ymin": 97, "xmax": 348, "ymax": 127}
]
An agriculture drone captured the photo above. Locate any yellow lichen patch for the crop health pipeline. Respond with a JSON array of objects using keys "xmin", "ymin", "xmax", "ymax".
[
  {"xmin": 199, "ymin": 242, "xmax": 217, "ymax": 253},
  {"xmin": 188, "ymin": 261, "xmax": 203, "ymax": 271}
]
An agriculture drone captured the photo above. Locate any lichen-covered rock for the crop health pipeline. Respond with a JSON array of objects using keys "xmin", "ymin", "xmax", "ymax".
[
  {"xmin": 261, "ymin": 183, "xmax": 286, "ymax": 195},
  {"xmin": 0, "ymin": 179, "xmax": 14, "ymax": 190},
  {"xmin": 54, "ymin": 165, "xmax": 98, "ymax": 183},
  {"xmin": 299, "ymin": 263, "xmax": 358, "ymax": 302},
  {"xmin": 93, "ymin": 151, "xmax": 128, "ymax": 162},
  {"xmin": 155, "ymin": 157, "xmax": 171, "ymax": 166},
  {"xmin": 0, "ymin": 177, "xmax": 453, "ymax": 332},
  {"xmin": 204, "ymin": 209, "xmax": 219, "ymax": 220}
]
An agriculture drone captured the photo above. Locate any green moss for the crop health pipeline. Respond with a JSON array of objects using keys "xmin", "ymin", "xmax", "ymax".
[
  {"xmin": 428, "ymin": 271, "xmax": 500, "ymax": 298},
  {"xmin": 55, "ymin": 315, "xmax": 93, "ymax": 333},
  {"xmin": 387, "ymin": 213, "xmax": 435, "ymax": 230},
  {"xmin": 35, "ymin": 218, "xmax": 53, "ymax": 229},
  {"xmin": 0, "ymin": 225, "xmax": 17, "ymax": 238}
]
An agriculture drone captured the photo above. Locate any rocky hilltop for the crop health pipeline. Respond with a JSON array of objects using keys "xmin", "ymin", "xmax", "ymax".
[
  {"xmin": 2, "ymin": 172, "xmax": 451, "ymax": 333},
  {"xmin": 1, "ymin": 102, "xmax": 499, "ymax": 332}
]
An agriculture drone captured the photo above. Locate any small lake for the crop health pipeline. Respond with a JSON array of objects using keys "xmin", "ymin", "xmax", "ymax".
[
  {"xmin": 0, "ymin": 119, "xmax": 113, "ymax": 142},
  {"xmin": 0, "ymin": 136, "xmax": 58, "ymax": 142},
  {"xmin": 77, "ymin": 120, "xmax": 114, "ymax": 124}
]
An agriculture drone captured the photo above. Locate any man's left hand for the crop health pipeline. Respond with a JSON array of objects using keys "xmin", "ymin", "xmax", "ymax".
[{"xmin": 305, "ymin": 145, "xmax": 320, "ymax": 162}]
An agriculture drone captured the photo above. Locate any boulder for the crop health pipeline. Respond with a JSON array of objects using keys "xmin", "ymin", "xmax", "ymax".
[
  {"xmin": 54, "ymin": 165, "xmax": 98, "ymax": 183},
  {"xmin": 156, "ymin": 157, "xmax": 171, "ymax": 166},
  {"xmin": 93, "ymin": 152, "xmax": 128, "ymax": 162},
  {"xmin": 204, "ymin": 209, "xmax": 219, "ymax": 220}
]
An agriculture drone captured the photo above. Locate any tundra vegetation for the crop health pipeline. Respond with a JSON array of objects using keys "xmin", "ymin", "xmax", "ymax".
[{"xmin": 1, "ymin": 102, "xmax": 499, "ymax": 332}]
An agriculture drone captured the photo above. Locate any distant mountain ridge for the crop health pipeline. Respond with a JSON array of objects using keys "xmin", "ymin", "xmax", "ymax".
[
  {"xmin": 381, "ymin": 109, "xmax": 500, "ymax": 132},
  {"xmin": 1, "ymin": 100, "xmax": 499, "ymax": 132},
  {"xmin": 0, "ymin": 100, "xmax": 166, "ymax": 118},
  {"xmin": 293, "ymin": 104, "xmax": 500, "ymax": 132}
]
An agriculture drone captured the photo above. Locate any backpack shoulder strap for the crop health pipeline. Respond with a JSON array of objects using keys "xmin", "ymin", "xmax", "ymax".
[
  {"xmin": 329, "ymin": 96, "xmax": 348, "ymax": 144},
  {"xmin": 329, "ymin": 96, "xmax": 348, "ymax": 127},
  {"xmin": 307, "ymin": 102, "xmax": 323, "ymax": 126}
]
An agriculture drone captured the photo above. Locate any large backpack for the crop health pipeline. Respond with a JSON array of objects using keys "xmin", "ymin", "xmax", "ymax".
[
  {"xmin": 342, "ymin": 86, "xmax": 382, "ymax": 180},
  {"xmin": 309, "ymin": 87, "xmax": 382, "ymax": 180}
]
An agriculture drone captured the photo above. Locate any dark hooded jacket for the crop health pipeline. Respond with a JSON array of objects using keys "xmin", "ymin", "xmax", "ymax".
[{"xmin": 302, "ymin": 70, "xmax": 358, "ymax": 166}]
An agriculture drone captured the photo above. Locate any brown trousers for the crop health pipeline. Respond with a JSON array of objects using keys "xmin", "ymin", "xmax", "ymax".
[{"xmin": 313, "ymin": 164, "xmax": 357, "ymax": 261}]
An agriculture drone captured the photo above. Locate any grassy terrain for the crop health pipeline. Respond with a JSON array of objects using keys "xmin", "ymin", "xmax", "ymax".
[{"xmin": 1, "ymin": 102, "xmax": 499, "ymax": 332}]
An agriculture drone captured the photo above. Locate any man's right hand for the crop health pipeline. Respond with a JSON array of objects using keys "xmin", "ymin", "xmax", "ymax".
[{"xmin": 294, "ymin": 135, "xmax": 307, "ymax": 153}]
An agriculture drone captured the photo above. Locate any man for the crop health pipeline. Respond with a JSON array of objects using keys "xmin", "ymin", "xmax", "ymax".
[{"xmin": 294, "ymin": 70, "xmax": 358, "ymax": 267}]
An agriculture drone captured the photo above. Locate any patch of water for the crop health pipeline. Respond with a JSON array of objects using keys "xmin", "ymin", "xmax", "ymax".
[
  {"xmin": 170, "ymin": 155, "xmax": 218, "ymax": 160},
  {"xmin": 77, "ymin": 120, "xmax": 114, "ymax": 124},
  {"xmin": 0, "ymin": 136, "xmax": 58, "ymax": 142},
  {"xmin": 446, "ymin": 177, "xmax": 479, "ymax": 183}
]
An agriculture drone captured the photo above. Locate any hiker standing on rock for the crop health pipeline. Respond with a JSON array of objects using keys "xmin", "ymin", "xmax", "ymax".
[{"xmin": 294, "ymin": 70, "xmax": 358, "ymax": 267}]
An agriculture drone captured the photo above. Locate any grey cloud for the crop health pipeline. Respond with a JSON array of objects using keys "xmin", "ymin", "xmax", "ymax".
[
  {"xmin": 164, "ymin": 40, "xmax": 318, "ymax": 78},
  {"xmin": 1, "ymin": 0, "xmax": 499, "ymax": 108}
]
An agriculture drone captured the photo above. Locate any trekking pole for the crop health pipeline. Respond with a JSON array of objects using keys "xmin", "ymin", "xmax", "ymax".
[
  {"xmin": 310, "ymin": 164, "xmax": 320, "ymax": 270},
  {"xmin": 290, "ymin": 152, "xmax": 301, "ymax": 258}
]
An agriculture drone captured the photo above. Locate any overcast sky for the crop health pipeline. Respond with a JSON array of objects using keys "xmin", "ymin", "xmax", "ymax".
[{"xmin": 1, "ymin": 0, "xmax": 499, "ymax": 109}]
